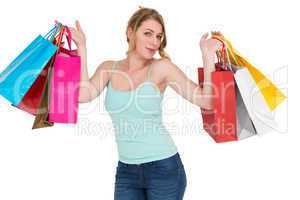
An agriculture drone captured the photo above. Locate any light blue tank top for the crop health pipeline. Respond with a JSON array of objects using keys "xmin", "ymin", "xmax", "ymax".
[{"xmin": 104, "ymin": 61, "xmax": 178, "ymax": 164}]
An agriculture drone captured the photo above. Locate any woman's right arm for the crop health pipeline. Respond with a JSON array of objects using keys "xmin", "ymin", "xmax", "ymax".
[{"xmin": 69, "ymin": 21, "xmax": 112, "ymax": 103}]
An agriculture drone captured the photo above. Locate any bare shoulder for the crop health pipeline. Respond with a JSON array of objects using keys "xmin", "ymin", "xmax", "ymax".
[
  {"xmin": 151, "ymin": 58, "xmax": 181, "ymax": 78},
  {"xmin": 152, "ymin": 58, "xmax": 173, "ymax": 67},
  {"xmin": 93, "ymin": 60, "xmax": 115, "ymax": 78},
  {"xmin": 152, "ymin": 58, "xmax": 180, "ymax": 72},
  {"xmin": 97, "ymin": 60, "xmax": 115, "ymax": 70}
]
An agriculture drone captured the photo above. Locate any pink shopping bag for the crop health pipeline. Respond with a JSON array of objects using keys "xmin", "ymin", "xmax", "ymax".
[{"xmin": 49, "ymin": 26, "xmax": 81, "ymax": 123}]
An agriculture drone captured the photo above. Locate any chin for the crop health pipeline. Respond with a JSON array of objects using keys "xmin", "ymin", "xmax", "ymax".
[
  {"xmin": 145, "ymin": 55, "xmax": 154, "ymax": 60},
  {"xmin": 135, "ymin": 48, "xmax": 156, "ymax": 60},
  {"xmin": 139, "ymin": 53, "xmax": 154, "ymax": 60}
]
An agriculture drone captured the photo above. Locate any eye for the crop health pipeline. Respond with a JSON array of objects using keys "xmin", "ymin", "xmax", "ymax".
[
  {"xmin": 157, "ymin": 35, "xmax": 162, "ymax": 40},
  {"xmin": 144, "ymin": 32, "xmax": 152, "ymax": 37}
]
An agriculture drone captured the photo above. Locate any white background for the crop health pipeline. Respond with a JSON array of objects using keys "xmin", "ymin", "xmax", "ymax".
[{"xmin": 0, "ymin": 0, "xmax": 298, "ymax": 199}]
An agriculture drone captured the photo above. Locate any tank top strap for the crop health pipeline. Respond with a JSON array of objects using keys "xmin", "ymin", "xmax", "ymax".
[
  {"xmin": 108, "ymin": 61, "xmax": 118, "ymax": 86},
  {"xmin": 112, "ymin": 61, "xmax": 118, "ymax": 70},
  {"xmin": 147, "ymin": 63, "xmax": 153, "ymax": 81}
]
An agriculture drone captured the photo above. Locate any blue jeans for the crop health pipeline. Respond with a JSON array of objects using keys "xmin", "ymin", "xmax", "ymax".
[{"xmin": 114, "ymin": 153, "xmax": 187, "ymax": 200}]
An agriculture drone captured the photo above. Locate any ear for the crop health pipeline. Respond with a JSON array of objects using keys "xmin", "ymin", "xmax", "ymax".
[{"xmin": 127, "ymin": 27, "xmax": 133, "ymax": 41}]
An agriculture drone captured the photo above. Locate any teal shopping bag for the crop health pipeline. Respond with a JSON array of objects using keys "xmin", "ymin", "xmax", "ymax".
[{"xmin": 0, "ymin": 24, "xmax": 61, "ymax": 106}]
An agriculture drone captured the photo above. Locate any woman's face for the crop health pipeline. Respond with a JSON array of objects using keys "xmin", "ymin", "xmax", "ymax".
[{"xmin": 129, "ymin": 19, "xmax": 163, "ymax": 60}]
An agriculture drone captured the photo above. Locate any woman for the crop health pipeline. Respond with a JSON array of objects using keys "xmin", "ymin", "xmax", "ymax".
[{"xmin": 69, "ymin": 7, "xmax": 222, "ymax": 200}]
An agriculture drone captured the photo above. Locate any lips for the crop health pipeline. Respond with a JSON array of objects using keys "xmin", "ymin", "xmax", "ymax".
[{"xmin": 146, "ymin": 47, "xmax": 156, "ymax": 54}]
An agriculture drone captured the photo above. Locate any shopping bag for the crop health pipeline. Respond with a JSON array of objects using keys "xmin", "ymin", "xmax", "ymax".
[
  {"xmin": 198, "ymin": 40, "xmax": 259, "ymax": 143},
  {"xmin": 17, "ymin": 61, "xmax": 51, "ymax": 115},
  {"xmin": 0, "ymin": 24, "xmax": 60, "ymax": 106},
  {"xmin": 221, "ymin": 47, "xmax": 257, "ymax": 140},
  {"xmin": 32, "ymin": 56, "xmax": 55, "ymax": 129},
  {"xmin": 233, "ymin": 68, "xmax": 257, "ymax": 140},
  {"xmin": 17, "ymin": 25, "xmax": 64, "ymax": 115},
  {"xmin": 32, "ymin": 24, "xmax": 66, "ymax": 128},
  {"xmin": 199, "ymin": 66, "xmax": 259, "ymax": 142},
  {"xmin": 198, "ymin": 45, "xmax": 238, "ymax": 144},
  {"xmin": 49, "ymin": 26, "xmax": 81, "ymax": 124},
  {"xmin": 17, "ymin": 26, "xmax": 63, "ymax": 115},
  {"xmin": 234, "ymin": 67, "xmax": 277, "ymax": 135},
  {"xmin": 217, "ymin": 38, "xmax": 278, "ymax": 135},
  {"xmin": 212, "ymin": 34, "xmax": 286, "ymax": 111}
]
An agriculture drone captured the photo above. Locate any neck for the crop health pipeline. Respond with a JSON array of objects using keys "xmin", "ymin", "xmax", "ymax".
[{"xmin": 126, "ymin": 52, "xmax": 152, "ymax": 72}]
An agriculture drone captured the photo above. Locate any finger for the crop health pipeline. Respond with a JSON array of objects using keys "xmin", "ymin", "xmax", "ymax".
[
  {"xmin": 215, "ymin": 39, "xmax": 223, "ymax": 49},
  {"xmin": 75, "ymin": 20, "xmax": 82, "ymax": 32},
  {"xmin": 69, "ymin": 27, "xmax": 76, "ymax": 31},
  {"xmin": 211, "ymin": 38, "xmax": 222, "ymax": 47},
  {"xmin": 212, "ymin": 31, "xmax": 222, "ymax": 40},
  {"xmin": 216, "ymin": 31, "xmax": 223, "ymax": 36},
  {"xmin": 212, "ymin": 31, "xmax": 218, "ymax": 36},
  {"xmin": 69, "ymin": 27, "xmax": 76, "ymax": 34},
  {"xmin": 201, "ymin": 32, "xmax": 209, "ymax": 41}
]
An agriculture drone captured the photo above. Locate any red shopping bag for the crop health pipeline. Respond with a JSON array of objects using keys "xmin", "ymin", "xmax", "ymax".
[
  {"xmin": 198, "ymin": 42, "xmax": 237, "ymax": 143},
  {"xmin": 17, "ymin": 60, "xmax": 52, "ymax": 115}
]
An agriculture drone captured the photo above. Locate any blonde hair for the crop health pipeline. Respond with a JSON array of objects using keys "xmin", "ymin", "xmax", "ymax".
[{"xmin": 126, "ymin": 7, "xmax": 170, "ymax": 60}]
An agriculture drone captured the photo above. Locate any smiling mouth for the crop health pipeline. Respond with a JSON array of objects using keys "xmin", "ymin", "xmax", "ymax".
[{"xmin": 146, "ymin": 47, "xmax": 156, "ymax": 53}]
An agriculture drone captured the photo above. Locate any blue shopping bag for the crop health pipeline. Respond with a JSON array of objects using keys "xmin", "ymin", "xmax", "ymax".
[{"xmin": 0, "ymin": 24, "xmax": 61, "ymax": 106}]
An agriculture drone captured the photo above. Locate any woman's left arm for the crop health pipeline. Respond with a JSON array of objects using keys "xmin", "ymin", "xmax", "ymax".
[{"xmin": 158, "ymin": 32, "xmax": 222, "ymax": 109}]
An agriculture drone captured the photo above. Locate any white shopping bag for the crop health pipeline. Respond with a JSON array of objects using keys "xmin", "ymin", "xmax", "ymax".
[
  {"xmin": 235, "ymin": 82, "xmax": 257, "ymax": 140},
  {"xmin": 234, "ymin": 67, "xmax": 277, "ymax": 135}
]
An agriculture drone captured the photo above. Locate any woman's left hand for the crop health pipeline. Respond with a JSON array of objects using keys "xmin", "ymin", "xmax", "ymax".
[
  {"xmin": 69, "ymin": 20, "xmax": 86, "ymax": 48},
  {"xmin": 199, "ymin": 31, "xmax": 223, "ymax": 56}
]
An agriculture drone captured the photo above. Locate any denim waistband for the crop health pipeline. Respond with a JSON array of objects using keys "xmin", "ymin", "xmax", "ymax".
[{"xmin": 118, "ymin": 152, "xmax": 181, "ymax": 167}]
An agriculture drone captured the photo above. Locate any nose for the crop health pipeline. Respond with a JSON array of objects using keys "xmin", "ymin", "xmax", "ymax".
[{"xmin": 151, "ymin": 36, "xmax": 159, "ymax": 47}]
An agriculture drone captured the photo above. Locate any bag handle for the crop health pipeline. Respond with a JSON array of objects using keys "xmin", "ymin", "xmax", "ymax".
[
  {"xmin": 212, "ymin": 35, "xmax": 239, "ymax": 66},
  {"xmin": 57, "ymin": 26, "xmax": 66, "ymax": 47},
  {"xmin": 213, "ymin": 37, "xmax": 233, "ymax": 71},
  {"xmin": 53, "ymin": 20, "xmax": 73, "ymax": 50},
  {"xmin": 55, "ymin": 22, "xmax": 72, "ymax": 50},
  {"xmin": 224, "ymin": 45, "xmax": 233, "ymax": 71},
  {"xmin": 44, "ymin": 23, "xmax": 63, "ymax": 41},
  {"xmin": 64, "ymin": 26, "xmax": 72, "ymax": 50},
  {"xmin": 213, "ymin": 37, "xmax": 227, "ymax": 69},
  {"xmin": 44, "ymin": 24, "xmax": 65, "ymax": 71},
  {"xmin": 44, "ymin": 25, "xmax": 57, "ymax": 40}
]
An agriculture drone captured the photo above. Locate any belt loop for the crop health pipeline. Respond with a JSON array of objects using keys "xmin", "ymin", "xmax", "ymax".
[
  {"xmin": 150, "ymin": 160, "xmax": 155, "ymax": 167},
  {"xmin": 175, "ymin": 153, "xmax": 180, "ymax": 167}
]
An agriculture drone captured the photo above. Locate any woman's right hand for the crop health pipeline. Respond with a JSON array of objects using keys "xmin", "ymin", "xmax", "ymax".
[{"xmin": 69, "ymin": 20, "xmax": 86, "ymax": 48}]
